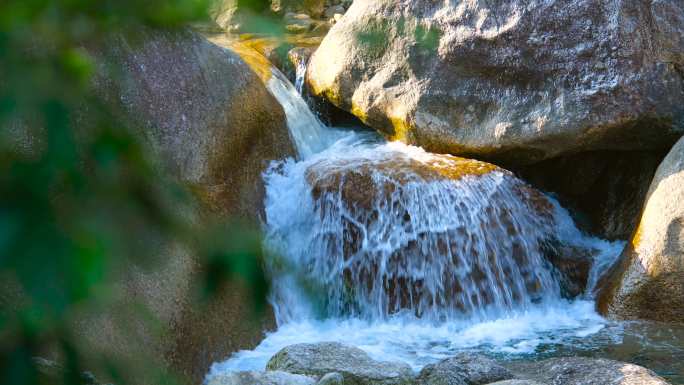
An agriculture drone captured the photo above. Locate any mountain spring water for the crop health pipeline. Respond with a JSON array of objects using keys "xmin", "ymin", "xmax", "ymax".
[{"xmin": 207, "ymin": 53, "xmax": 629, "ymax": 376}]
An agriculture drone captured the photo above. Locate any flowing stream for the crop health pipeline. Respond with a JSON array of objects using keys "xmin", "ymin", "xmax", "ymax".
[{"xmin": 208, "ymin": 53, "xmax": 684, "ymax": 382}]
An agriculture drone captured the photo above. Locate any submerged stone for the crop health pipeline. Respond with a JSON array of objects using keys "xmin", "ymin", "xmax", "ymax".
[{"xmin": 206, "ymin": 370, "xmax": 316, "ymax": 385}]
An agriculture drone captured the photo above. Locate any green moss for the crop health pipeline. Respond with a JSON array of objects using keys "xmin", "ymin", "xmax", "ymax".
[{"xmin": 414, "ymin": 23, "xmax": 441, "ymax": 54}]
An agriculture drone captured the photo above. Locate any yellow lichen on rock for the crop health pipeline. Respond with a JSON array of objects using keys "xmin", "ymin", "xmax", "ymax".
[
  {"xmin": 426, "ymin": 154, "xmax": 499, "ymax": 181},
  {"xmin": 598, "ymin": 136, "xmax": 684, "ymax": 323},
  {"xmin": 389, "ymin": 115, "xmax": 411, "ymax": 143},
  {"xmin": 226, "ymin": 41, "xmax": 274, "ymax": 82},
  {"xmin": 207, "ymin": 34, "xmax": 274, "ymax": 81},
  {"xmin": 630, "ymin": 221, "xmax": 643, "ymax": 251}
]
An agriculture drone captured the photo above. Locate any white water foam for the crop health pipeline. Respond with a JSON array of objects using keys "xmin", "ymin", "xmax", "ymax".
[
  {"xmin": 208, "ymin": 133, "xmax": 624, "ymax": 377},
  {"xmin": 262, "ymin": 135, "xmax": 624, "ymax": 322},
  {"xmin": 208, "ymin": 300, "xmax": 615, "ymax": 375}
]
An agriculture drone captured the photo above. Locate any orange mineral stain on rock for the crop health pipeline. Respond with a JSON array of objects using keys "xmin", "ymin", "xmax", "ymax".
[
  {"xmin": 225, "ymin": 41, "xmax": 274, "ymax": 81},
  {"xmin": 630, "ymin": 221, "xmax": 643, "ymax": 250}
]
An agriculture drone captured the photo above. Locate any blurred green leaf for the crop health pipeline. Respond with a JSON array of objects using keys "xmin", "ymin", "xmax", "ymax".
[{"xmin": 0, "ymin": 0, "xmax": 270, "ymax": 384}]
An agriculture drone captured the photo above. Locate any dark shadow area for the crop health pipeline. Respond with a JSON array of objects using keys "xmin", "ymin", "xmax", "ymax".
[{"xmin": 511, "ymin": 149, "xmax": 670, "ymax": 240}]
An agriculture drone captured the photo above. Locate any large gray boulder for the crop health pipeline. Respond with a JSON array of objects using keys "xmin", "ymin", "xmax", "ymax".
[
  {"xmin": 417, "ymin": 353, "xmax": 514, "ymax": 385},
  {"xmin": 303, "ymin": 150, "xmax": 593, "ymax": 317},
  {"xmin": 598, "ymin": 136, "xmax": 684, "ymax": 323},
  {"xmin": 206, "ymin": 370, "xmax": 316, "ymax": 385},
  {"xmin": 512, "ymin": 357, "xmax": 670, "ymax": 385},
  {"xmin": 266, "ymin": 342, "xmax": 415, "ymax": 385},
  {"xmin": 95, "ymin": 28, "xmax": 294, "ymax": 220},
  {"xmin": 82, "ymin": 28, "xmax": 294, "ymax": 382},
  {"xmin": 307, "ymin": 0, "xmax": 684, "ymax": 164}
]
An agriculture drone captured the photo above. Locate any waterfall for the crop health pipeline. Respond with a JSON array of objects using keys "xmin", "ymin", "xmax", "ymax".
[
  {"xmin": 263, "ymin": 136, "xmax": 622, "ymax": 324},
  {"xmin": 262, "ymin": 64, "xmax": 342, "ymax": 159},
  {"xmin": 294, "ymin": 60, "xmax": 307, "ymax": 95},
  {"xmin": 259, "ymin": 63, "xmax": 623, "ymax": 324},
  {"xmin": 208, "ymin": 52, "xmax": 625, "ymax": 374}
]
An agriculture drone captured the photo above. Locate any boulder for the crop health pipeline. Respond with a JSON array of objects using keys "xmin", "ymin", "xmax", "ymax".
[
  {"xmin": 289, "ymin": 46, "xmax": 314, "ymax": 71},
  {"xmin": 300, "ymin": 149, "xmax": 592, "ymax": 318},
  {"xmin": 598, "ymin": 136, "xmax": 684, "ymax": 323},
  {"xmin": 210, "ymin": 0, "xmax": 240, "ymax": 31},
  {"xmin": 417, "ymin": 353, "xmax": 513, "ymax": 385},
  {"xmin": 95, "ymin": 28, "xmax": 294, "ymax": 220},
  {"xmin": 541, "ymin": 243, "xmax": 595, "ymax": 298},
  {"xmin": 511, "ymin": 357, "xmax": 670, "ymax": 385},
  {"xmin": 82, "ymin": 28, "xmax": 294, "ymax": 382},
  {"xmin": 486, "ymin": 381, "xmax": 543, "ymax": 385},
  {"xmin": 266, "ymin": 342, "xmax": 414, "ymax": 385},
  {"xmin": 206, "ymin": 370, "xmax": 316, "ymax": 385},
  {"xmin": 307, "ymin": 0, "xmax": 684, "ymax": 164}
]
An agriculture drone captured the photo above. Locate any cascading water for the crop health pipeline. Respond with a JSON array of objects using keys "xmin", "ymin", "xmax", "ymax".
[
  {"xmin": 267, "ymin": 140, "xmax": 567, "ymax": 324},
  {"xmin": 208, "ymin": 52, "xmax": 626, "ymax": 376},
  {"xmin": 261, "ymin": 63, "xmax": 342, "ymax": 159},
  {"xmin": 294, "ymin": 59, "xmax": 307, "ymax": 95}
]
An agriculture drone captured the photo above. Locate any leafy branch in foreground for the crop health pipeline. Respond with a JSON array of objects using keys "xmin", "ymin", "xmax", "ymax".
[{"xmin": 0, "ymin": 1, "xmax": 269, "ymax": 384}]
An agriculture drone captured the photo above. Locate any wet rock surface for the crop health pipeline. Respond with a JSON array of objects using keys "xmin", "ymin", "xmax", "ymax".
[
  {"xmin": 417, "ymin": 353, "xmax": 514, "ymax": 385},
  {"xmin": 266, "ymin": 342, "xmax": 415, "ymax": 385},
  {"xmin": 212, "ymin": 344, "xmax": 674, "ymax": 385},
  {"xmin": 302, "ymin": 149, "xmax": 596, "ymax": 317},
  {"xmin": 508, "ymin": 357, "xmax": 670, "ymax": 385},
  {"xmin": 307, "ymin": 0, "xmax": 684, "ymax": 164},
  {"xmin": 599, "ymin": 136, "xmax": 684, "ymax": 323},
  {"xmin": 542, "ymin": 243, "xmax": 595, "ymax": 298},
  {"xmin": 206, "ymin": 370, "xmax": 316, "ymax": 385},
  {"xmin": 485, "ymin": 381, "xmax": 544, "ymax": 385}
]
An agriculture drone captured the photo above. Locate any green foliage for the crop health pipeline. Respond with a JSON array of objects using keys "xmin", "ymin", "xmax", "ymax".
[
  {"xmin": 355, "ymin": 19, "xmax": 389, "ymax": 57},
  {"xmin": 0, "ymin": 1, "xmax": 268, "ymax": 384},
  {"xmin": 198, "ymin": 220, "xmax": 269, "ymax": 313}
]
